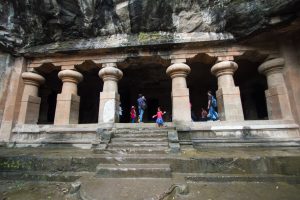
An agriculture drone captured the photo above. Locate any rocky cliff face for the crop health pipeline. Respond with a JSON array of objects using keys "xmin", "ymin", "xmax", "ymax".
[{"xmin": 1, "ymin": 0, "xmax": 300, "ymax": 51}]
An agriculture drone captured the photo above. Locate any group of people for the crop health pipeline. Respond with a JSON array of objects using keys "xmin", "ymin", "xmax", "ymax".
[
  {"xmin": 130, "ymin": 91, "xmax": 219, "ymax": 127},
  {"xmin": 196, "ymin": 91, "xmax": 219, "ymax": 121},
  {"xmin": 130, "ymin": 94, "xmax": 166, "ymax": 127}
]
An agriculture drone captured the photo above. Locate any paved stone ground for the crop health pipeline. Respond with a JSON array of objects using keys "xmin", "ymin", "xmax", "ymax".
[
  {"xmin": 0, "ymin": 147, "xmax": 300, "ymax": 199},
  {"xmin": 0, "ymin": 180, "xmax": 300, "ymax": 200}
]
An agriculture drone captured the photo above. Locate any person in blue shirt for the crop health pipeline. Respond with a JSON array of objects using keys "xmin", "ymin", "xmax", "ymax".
[
  {"xmin": 207, "ymin": 90, "xmax": 219, "ymax": 121},
  {"xmin": 137, "ymin": 94, "xmax": 147, "ymax": 122}
]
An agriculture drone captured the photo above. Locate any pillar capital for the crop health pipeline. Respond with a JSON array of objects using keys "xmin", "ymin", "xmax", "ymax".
[
  {"xmin": 22, "ymin": 72, "xmax": 45, "ymax": 86},
  {"xmin": 258, "ymin": 57, "xmax": 285, "ymax": 76},
  {"xmin": 58, "ymin": 69, "xmax": 83, "ymax": 84},
  {"xmin": 211, "ymin": 61, "xmax": 238, "ymax": 77},
  {"xmin": 102, "ymin": 62, "xmax": 117, "ymax": 68},
  {"xmin": 99, "ymin": 66, "xmax": 123, "ymax": 82},
  {"xmin": 171, "ymin": 58, "xmax": 187, "ymax": 64},
  {"xmin": 166, "ymin": 63, "xmax": 191, "ymax": 79}
]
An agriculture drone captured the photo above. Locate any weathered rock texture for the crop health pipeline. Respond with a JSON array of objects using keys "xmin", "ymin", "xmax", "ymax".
[{"xmin": 0, "ymin": 0, "xmax": 300, "ymax": 51}]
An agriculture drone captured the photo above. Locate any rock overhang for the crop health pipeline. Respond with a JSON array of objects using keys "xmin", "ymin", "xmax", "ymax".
[
  {"xmin": 19, "ymin": 31, "xmax": 235, "ymax": 57},
  {"xmin": 1, "ymin": 0, "xmax": 300, "ymax": 55}
]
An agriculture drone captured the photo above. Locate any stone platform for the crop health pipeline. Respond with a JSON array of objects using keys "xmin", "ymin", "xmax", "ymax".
[{"xmin": 9, "ymin": 120, "xmax": 300, "ymax": 149}]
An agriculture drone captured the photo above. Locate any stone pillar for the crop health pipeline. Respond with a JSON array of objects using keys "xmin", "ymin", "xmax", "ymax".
[
  {"xmin": 258, "ymin": 58, "xmax": 293, "ymax": 120},
  {"xmin": 166, "ymin": 61, "xmax": 191, "ymax": 122},
  {"xmin": 98, "ymin": 64, "xmax": 123, "ymax": 123},
  {"xmin": 54, "ymin": 70, "xmax": 83, "ymax": 125},
  {"xmin": 18, "ymin": 72, "xmax": 45, "ymax": 124},
  {"xmin": 211, "ymin": 60, "xmax": 244, "ymax": 121}
]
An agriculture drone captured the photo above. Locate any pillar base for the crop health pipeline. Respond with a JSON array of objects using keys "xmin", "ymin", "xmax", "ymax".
[
  {"xmin": 98, "ymin": 92, "xmax": 120, "ymax": 123},
  {"xmin": 265, "ymin": 86, "xmax": 293, "ymax": 120},
  {"xmin": 172, "ymin": 88, "xmax": 191, "ymax": 122},
  {"xmin": 18, "ymin": 95, "xmax": 41, "ymax": 124},
  {"xmin": 216, "ymin": 87, "xmax": 244, "ymax": 121},
  {"xmin": 54, "ymin": 93, "xmax": 80, "ymax": 125}
]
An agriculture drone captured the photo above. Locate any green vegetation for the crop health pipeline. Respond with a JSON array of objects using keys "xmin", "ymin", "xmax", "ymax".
[
  {"xmin": 0, "ymin": 159, "xmax": 32, "ymax": 170},
  {"xmin": 138, "ymin": 32, "xmax": 173, "ymax": 43}
]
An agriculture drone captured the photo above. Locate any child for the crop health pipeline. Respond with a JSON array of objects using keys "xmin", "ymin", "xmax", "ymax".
[
  {"xmin": 130, "ymin": 106, "xmax": 136, "ymax": 123},
  {"xmin": 152, "ymin": 107, "xmax": 166, "ymax": 127}
]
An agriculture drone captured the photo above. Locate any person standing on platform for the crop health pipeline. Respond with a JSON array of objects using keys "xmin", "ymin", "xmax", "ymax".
[
  {"xmin": 137, "ymin": 94, "xmax": 147, "ymax": 122},
  {"xmin": 207, "ymin": 90, "xmax": 219, "ymax": 121}
]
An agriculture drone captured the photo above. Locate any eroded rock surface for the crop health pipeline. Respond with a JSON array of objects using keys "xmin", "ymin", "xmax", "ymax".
[{"xmin": 0, "ymin": 0, "xmax": 300, "ymax": 51}]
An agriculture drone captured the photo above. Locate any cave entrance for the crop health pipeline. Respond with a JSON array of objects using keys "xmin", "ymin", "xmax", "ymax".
[
  {"xmin": 187, "ymin": 54, "xmax": 218, "ymax": 121},
  {"xmin": 235, "ymin": 58, "xmax": 268, "ymax": 120},
  {"xmin": 119, "ymin": 57, "xmax": 171, "ymax": 123},
  {"xmin": 77, "ymin": 61, "xmax": 103, "ymax": 124},
  {"xmin": 36, "ymin": 64, "xmax": 62, "ymax": 124}
]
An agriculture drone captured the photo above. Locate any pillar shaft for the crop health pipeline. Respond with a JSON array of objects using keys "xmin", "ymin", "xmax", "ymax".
[
  {"xmin": 211, "ymin": 60, "xmax": 244, "ymax": 121},
  {"xmin": 103, "ymin": 79, "xmax": 118, "ymax": 92},
  {"xmin": 259, "ymin": 58, "xmax": 293, "ymax": 120},
  {"xmin": 218, "ymin": 74, "xmax": 235, "ymax": 88},
  {"xmin": 18, "ymin": 72, "xmax": 45, "ymax": 124},
  {"xmin": 54, "ymin": 70, "xmax": 83, "ymax": 125},
  {"xmin": 172, "ymin": 76, "xmax": 187, "ymax": 89},
  {"xmin": 166, "ymin": 63, "xmax": 191, "ymax": 123},
  {"xmin": 98, "ymin": 66, "xmax": 123, "ymax": 123}
]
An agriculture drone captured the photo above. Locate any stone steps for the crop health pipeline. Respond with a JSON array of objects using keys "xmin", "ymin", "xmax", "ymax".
[
  {"xmin": 94, "ymin": 154, "xmax": 173, "ymax": 165},
  {"xmin": 192, "ymin": 138, "xmax": 300, "ymax": 148},
  {"xmin": 96, "ymin": 164, "xmax": 172, "ymax": 178},
  {"xmin": 184, "ymin": 173, "xmax": 300, "ymax": 184},
  {"xmin": 0, "ymin": 171, "xmax": 82, "ymax": 182},
  {"xmin": 113, "ymin": 133, "xmax": 167, "ymax": 138},
  {"xmin": 94, "ymin": 147, "xmax": 169, "ymax": 154},
  {"xmin": 111, "ymin": 137, "xmax": 168, "ymax": 142},
  {"xmin": 108, "ymin": 141, "xmax": 168, "ymax": 148},
  {"xmin": 114, "ymin": 129, "xmax": 170, "ymax": 134}
]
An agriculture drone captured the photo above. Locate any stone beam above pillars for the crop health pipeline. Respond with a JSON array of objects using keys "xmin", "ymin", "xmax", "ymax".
[
  {"xmin": 166, "ymin": 59, "xmax": 191, "ymax": 123},
  {"xmin": 211, "ymin": 59, "xmax": 244, "ymax": 121},
  {"xmin": 54, "ymin": 69, "xmax": 83, "ymax": 125},
  {"xmin": 258, "ymin": 58, "xmax": 293, "ymax": 120},
  {"xmin": 98, "ymin": 63, "xmax": 123, "ymax": 123},
  {"xmin": 18, "ymin": 72, "xmax": 45, "ymax": 124}
]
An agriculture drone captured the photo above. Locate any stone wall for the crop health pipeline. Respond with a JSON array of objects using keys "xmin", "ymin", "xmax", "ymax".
[
  {"xmin": 281, "ymin": 37, "xmax": 300, "ymax": 125},
  {"xmin": 0, "ymin": 52, "xmax": 13, "ymax": 126}
]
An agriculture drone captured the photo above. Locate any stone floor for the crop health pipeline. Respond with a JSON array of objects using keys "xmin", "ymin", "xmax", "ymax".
[{"xmin": 0, "ymin": 179, "xmax": 300, "ymax": 200}]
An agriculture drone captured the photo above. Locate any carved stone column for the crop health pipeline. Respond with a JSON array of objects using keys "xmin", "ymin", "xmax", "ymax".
[
  {"xmin": 18, "ymin": 72, "xmax": 45, "ymax": 124},
  {"xmin": 166, "ymin": 61, "xmax": 191, "ymax": 122},
  {"xmin": 98, "ymin": 64, "xmax": 123, "ymax": 123},
  {"xmin": 54, "ymin": 70, "xmax": 83, "ymax": 125},
  {"xmin": 211, "ymin": 60, "xmax": 244, "ymax": 121},
  {"xmin": 258, "ymin": 58, "xmax": 293, "ymax": 120}
]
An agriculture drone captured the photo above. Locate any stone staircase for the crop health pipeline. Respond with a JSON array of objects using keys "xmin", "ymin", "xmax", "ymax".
[
  {"xmin": 96, "ymin": 163, "xmax": 172, "ymax": 178},
  {"xmin": 105, "ymin": 127, "xmax": 171, "ymax": 154},
  {"xmin": 95, "ymin": 127, "xmax": 173, "ymax": 178}
]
